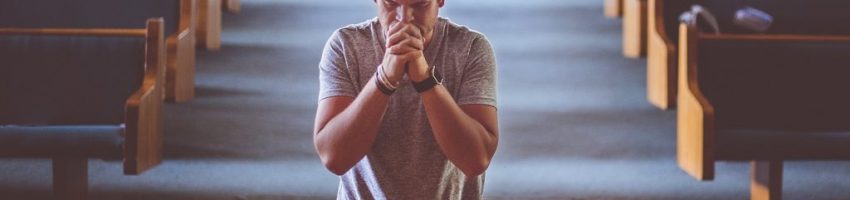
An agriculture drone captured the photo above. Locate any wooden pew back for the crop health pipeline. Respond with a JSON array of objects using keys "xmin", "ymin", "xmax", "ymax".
[
  {"xmin": 0, "ymin": 33, "xmax": 146, "ymax": 125},
  {"xmin": 696, "ymin": 35, "xmax": 850, "ymax": 131},
  {"xmin": 0, "ymin": 0, "xmax": 181, "ymax": 37}
]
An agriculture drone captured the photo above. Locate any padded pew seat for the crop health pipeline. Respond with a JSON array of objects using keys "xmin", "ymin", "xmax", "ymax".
[{"xmin": 0, "ymin": 125, "xmax": 123, "ymax": 159}]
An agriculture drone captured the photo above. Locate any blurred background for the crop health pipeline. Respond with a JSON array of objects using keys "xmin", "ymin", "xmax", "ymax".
[{"xmin": 2, "ymin": 0, "xmax": 850, "ymax": 199}]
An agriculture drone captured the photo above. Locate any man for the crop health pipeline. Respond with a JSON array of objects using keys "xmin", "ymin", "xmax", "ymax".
[{"xmin": 313, "ymin": 0, "xmax": 498, "ymax": 199}]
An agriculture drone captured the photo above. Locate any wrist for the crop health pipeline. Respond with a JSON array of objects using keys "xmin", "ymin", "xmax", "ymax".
[
  {"xmin": 379, "ymin": 64, "xmax": 401, "ymax": 86},
  {"xmin": 409, "ymin": 57, "xmax": 430, "ymax": 82},
  {"xmin": 410, "ymin": 72, "xmax": 427, "ymax": 83},
  {"xmin": 412, "ymin": 66, "xmax": 442, "ymax": 93},
  {"xmin": 375, "ymin": 67, "xmax": 397, "ymax": 96}
]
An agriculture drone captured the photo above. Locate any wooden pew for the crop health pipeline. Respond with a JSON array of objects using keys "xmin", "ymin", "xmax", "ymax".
[
  {"xmin": 622, "ymin": 0, "xmax": 647, "ymax": 58},
  {"xmin": 198, "ymin": 0, "xmax": 223, "ymax": 51},
  {"xmin": 646, "ymin": 0, "xmax": 690, "ymax": 109},
  {"xmin": 647, "ymin": 0, "xmax": 850, "ymax": 109},
  {"xmin": 676, "ymin": 23, "xmax": 850, "ymax": 200},
  {"xmin": 605, "ymin": 0, "xmax": 623, "ymax": 18},
  {"xmin": 0, "ymin": 18, "xmax": 165, "ymax": 200},
  {"xmin": 0, "ymin": 0, "xmax": 198, "ymax": 102},
  {"xmin": 223, "ymin": 0, "xmax": 241, "ymax": 14}
]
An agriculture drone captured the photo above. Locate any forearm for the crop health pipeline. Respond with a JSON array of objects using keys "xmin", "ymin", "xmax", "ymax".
[
  {"xmin": 421, "ymin": 85, "xmax": 498, "ymax": 177},
  {"xmin": 315, "ymin": 77, "xmax": 389, "ymax": 175}
]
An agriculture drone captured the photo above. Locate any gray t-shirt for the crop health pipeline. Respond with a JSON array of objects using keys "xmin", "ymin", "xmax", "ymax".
[{"xmin": 318, "ymin": 17, "xmax": 497, "ymax": 200}]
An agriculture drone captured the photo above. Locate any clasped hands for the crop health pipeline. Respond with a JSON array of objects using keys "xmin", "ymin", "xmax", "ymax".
[{"xmin": 381, "ymin": 22, "xmax": 430, "ymax": 85}]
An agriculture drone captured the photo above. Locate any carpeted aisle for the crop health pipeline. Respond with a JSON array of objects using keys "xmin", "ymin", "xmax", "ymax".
[{"xmin": 2, "ymin": 0, "xmax": 850, "ymax": 199}]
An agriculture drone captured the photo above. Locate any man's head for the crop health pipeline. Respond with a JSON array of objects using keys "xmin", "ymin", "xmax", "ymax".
[{"xmin": 374, "ymin": 0, "xmax": 445, "ymax": 46}]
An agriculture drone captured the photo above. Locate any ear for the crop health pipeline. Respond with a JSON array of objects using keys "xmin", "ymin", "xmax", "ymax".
[{"xmin": 438, "ymin": 0, "xmax": 445, "ymax": 7}]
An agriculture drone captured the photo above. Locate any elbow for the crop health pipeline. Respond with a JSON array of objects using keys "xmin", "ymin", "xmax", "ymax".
[
  {"xmin": 458, "ymin": 157, "xmax": 491, "ymax": 177},
  {"xmin": 320, "ymin": 153, "xmax": 352, "ymax": 176},
  {"xmin": 457, "ymin": 130, "xmax": 498, "ymax": 177},
  {"xmin": 314, "ymin": 132, "xmax": 352, "ymax": 176}
]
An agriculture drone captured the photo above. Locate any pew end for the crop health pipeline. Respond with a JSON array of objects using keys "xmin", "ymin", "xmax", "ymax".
[
  {"xmin": 605, "ymin": 0, "xmax": 623, "ymax": 18},
  {"xmin": 197, "ymin": 0, "xmax": 222, "ymax": 51},
  {"xmin": 167, "ymin": 0, "xmax": 199, "ymax": 102},
  {"xmin": 677, "ymin": 22, "xmax": 850, "ymax": 199},
  {"xmin": 622, "ymin": 0, "xmax": 648, "ymax": 58}
]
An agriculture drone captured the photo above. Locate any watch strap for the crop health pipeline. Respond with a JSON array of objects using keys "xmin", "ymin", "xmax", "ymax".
[{"xmin": 413, "ymin": 66, "xmax": 442, "ymax": 93}]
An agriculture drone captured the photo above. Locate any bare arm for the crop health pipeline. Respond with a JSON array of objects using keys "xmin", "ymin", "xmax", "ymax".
[
  {"xmin": 313, "ymin": 22, "xmax": 423, "ymax": 175},
  {"xmin": 313, "ymin": 77, "xmax": 390, "ymax": 175},
  {"xmin": 420, "ymin": 85, "xmax": 499, "ymax": 177},
  {"xmin": 408, "ymin": 31, "xmax": 499, "ymax": 177}
]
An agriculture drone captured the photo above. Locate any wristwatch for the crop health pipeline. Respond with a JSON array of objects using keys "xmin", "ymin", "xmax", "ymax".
[{"xmin": 413, "ymin": 66, "xmax": 443, "ymax": 93}]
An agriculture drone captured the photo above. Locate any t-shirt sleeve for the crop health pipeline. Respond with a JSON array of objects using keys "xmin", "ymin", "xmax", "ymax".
[
  {"xmin": 318, "ymin": 30, "xmax": 358, "ymax": 101},
  {"xmin": 456, "ymin": 35, "xmax": 497, "ymax": 107}
]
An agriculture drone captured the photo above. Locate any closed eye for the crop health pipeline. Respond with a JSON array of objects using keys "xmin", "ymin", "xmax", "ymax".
[
  {"xmin": 383, "ymin": 0, "xmax": 399, "ymax": 7},
  {"xmin": 413, "ymin": 2, "xmax": 430, "ymax": 8}
]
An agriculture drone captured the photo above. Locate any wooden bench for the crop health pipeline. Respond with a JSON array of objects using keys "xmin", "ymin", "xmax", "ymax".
[
  {"xmin": 605, "ymin": 0, "xmax": 623, "ymax": 18},
  {"xmin": 676, "ymin": 23, "xmax": 850, "ymax": 200},
  {"xmin": 647, "ymin": 0, "xmax": 850, "ymax": 109},
  {"xmin": 622, "ymin": 0, "xmax": 647, "ymax": 58},
  {"xmin": 198, "ymin": 0, "xmax": 222, "ymax": 51},
  {"xmin": 0, "ymin": 0, "xmax": 198, "ymax": 102},
  {"xmin": 0, "ymin": 18, "xmax": 165, "ymax": 200}
]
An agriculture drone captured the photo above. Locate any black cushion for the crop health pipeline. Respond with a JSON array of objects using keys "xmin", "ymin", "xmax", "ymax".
[
  {"xmin": 0, "ymin": 0, "xmax": 181, "ymax": 37},
  {"xmin": 697, "ymin": 38, "xmax": 850, "ymax": 131},
  {"xmin": 0, "ymin": 35, "xmax": 145, "ymax": 125},
  {"xmin": 0, "ymin": 125, "xmax": 124, "ymax": 159},
  {"xmin": 717, "ymin": 129, "xmax": 850, "ymax": 160}
]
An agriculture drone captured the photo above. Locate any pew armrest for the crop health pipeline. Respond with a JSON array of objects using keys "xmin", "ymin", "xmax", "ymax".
[
  {"xmin": 164, "ymin": 0, "xmax": 198, "ymax": 102},
  {"xmin": 676, "ymin": 23, "xmax": 715, "ymax": 181},
  {"xmin": 622, "ymin": 0, "xmax": 648, "ymax": 58},
  {"xmin": 646, "ymin": 0, "xmax": 677, "ymax": 109},
  {"xmin": 649, "ymin": 0, "xmax": 675, "ymax": 53},
  {"xmin": 124, "ymin": 19, "xmax": 166, "ymax": 175},
  {"xmin": 179, "ymin": 0, "xmax": 198, "ymax": 38}
]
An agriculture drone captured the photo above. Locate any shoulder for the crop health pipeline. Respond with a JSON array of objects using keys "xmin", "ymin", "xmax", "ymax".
[
  {"xmin": 441, "ymin": 18, "xmax": 490, "ymax": 46},
  {"xmin": 440, "ymin": 18, "xmax": 493, "ymax": 55}
]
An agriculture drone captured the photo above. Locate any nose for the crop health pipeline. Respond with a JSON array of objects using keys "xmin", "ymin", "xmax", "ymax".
[{"xmin": 395, "ymin": 5, "xmax": 414, "ymax": 23}]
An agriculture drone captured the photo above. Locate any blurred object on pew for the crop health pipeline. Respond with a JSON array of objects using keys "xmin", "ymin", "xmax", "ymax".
[{"xmin": 733, "ymin": 7, "xmax": 773, "ymax": 33}]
